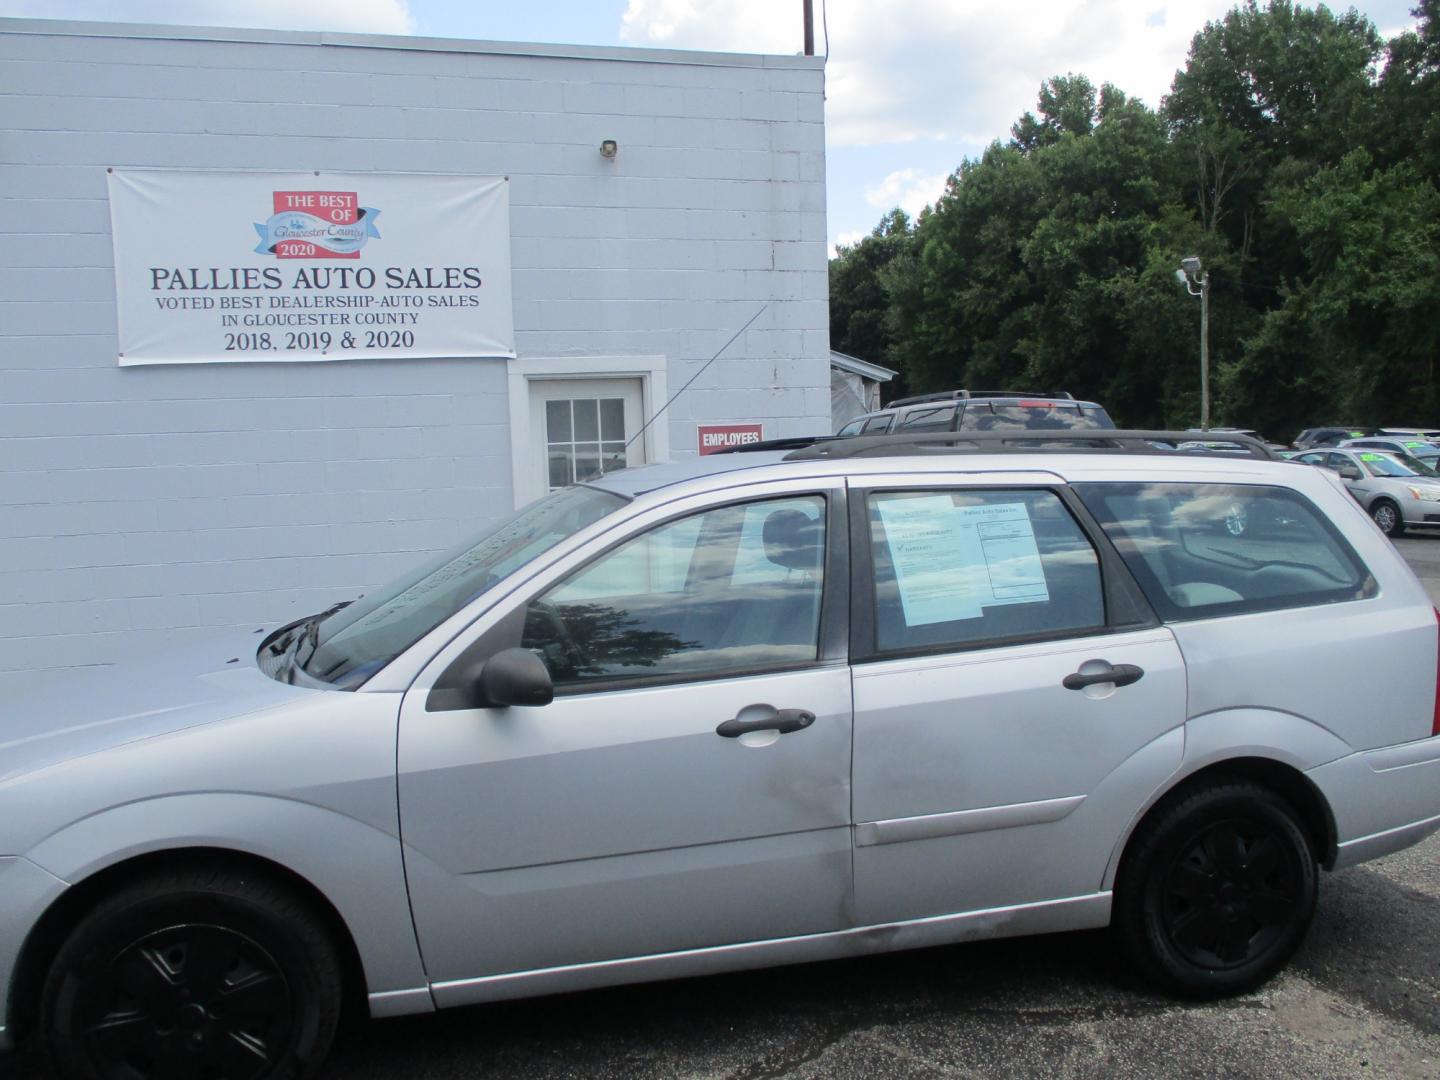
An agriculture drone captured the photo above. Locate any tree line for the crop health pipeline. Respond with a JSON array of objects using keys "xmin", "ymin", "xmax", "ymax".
[{"xmin": 829, "ymin": 0, "xmax": 1440, "ymax": 438}]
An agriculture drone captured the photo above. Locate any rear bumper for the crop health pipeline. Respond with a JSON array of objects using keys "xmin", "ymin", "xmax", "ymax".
[
  {"xmin": 1308, "ymin": 735, "xmax": 1440, "ymax": 871},
  {"xmin": 0, "ymin": 856, "xmax": 70, "ymax": 1054}
]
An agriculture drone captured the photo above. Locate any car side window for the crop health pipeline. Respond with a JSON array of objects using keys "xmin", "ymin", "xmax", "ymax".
[
  {"xmin": 866, "ymin": 489, "xmax": 1105, "ymax": 654},
  {"xmin": 837, "ymin": 418, "xmax": 866, "ymax": 436},
  {"xmin": 898, "ymin": 405, "xmax": 957, "ymax": 432},
  {"xmin": 863, "ymin": 414, "xmax": 894, "ymax": 434},
  {"xmin": 1075, "ymin": 483, "xmax": 1375, "ymax": 621},
  {"xmin": 523, "ymin": 495, "xmax": 827, "ymax": 688}
]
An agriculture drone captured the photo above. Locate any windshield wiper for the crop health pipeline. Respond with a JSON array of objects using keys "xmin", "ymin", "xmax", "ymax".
[
  {"xmin": 265, "ymin": 600, "xmax": 354, "ymax": 683},
  {"xmin": 292, "ymin": 600, "xmax": 354, "ymax": 674}
]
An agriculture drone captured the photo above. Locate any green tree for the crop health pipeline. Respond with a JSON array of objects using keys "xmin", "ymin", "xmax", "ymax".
[
  {"xmin": 827, "ymin": 1, "xmax": 1439, "ymax": 438},
  {"xmin": 1226, "ymin": 151, "xmax": 1440, "ymax": 432},
  {"xmin": 828, "ymin": 208, "xmax": 914, "ymax": 396}
]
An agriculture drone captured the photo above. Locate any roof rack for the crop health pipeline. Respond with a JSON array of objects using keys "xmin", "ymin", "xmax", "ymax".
[
  {"xmin": 712, "ymin": 435, "xmax": 831, "ymax": 454},
  {"xmin": 887, "ymin": 389, "xmax": 1076, "ymax": 408},
  {"xmin": 783, "ymin": 429, "xmax": 1279, "ymax": 461}
]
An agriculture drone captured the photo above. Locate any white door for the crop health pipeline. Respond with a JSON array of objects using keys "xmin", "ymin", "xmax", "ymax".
[{"xmin": 529, "ymin": 378, "xmax": 645, "ymax": 494}]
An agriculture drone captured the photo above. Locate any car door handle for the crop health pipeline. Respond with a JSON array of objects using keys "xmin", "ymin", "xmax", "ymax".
[
  {"xmin": 1062, "ymin": 663, "xmax": 1144, "ymax": 690},
  {"xmin": 716, "ymin": 707, "xmax": 815, "ymax": 738}
]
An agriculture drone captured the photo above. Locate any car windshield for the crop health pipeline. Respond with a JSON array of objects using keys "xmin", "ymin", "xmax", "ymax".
[
  {"xmin": 292, "ymin": 485, "xmax": 627, "ymax": 688},
  {"xmin": 1359, "ymin": 452, "xmax": 1437, "ymax": 478}
]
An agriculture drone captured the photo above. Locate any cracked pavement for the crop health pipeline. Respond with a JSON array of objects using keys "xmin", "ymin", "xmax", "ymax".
[{"xmin": 317, "ymin": 537, "xmax": 1440, "ymax": 1079}]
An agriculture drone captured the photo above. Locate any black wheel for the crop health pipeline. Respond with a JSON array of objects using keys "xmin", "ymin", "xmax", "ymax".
[
  {"xmin": 39, "ymin": 867, "xmax": 343, "ymax": 1080},
  {"xmin": 1115, "ymin": 781, "xmax": 1317, "ymax": 997},
  {"xmin": 1370, "ymin": 498, "xmax": 1404, "ymax": 538}
]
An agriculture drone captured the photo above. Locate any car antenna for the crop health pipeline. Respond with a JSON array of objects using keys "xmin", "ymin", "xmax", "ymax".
[{"xmin": 597, "ymin": 304, "xmax": 769, "ymax": 476}]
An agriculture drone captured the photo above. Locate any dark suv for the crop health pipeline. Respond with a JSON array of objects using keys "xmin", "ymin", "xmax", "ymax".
[
  {"xmin": 836, "ymin": 390, "xmax": 1115, "ymax": 436},
  {"xmin": 1292, "ymin": 427, "xmax": 1376, "ymax": 450}
]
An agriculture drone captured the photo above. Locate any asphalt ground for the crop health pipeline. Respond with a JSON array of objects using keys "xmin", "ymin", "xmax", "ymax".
[{"xmin": 310, "ymin": 534, "xmax": 1440, "ymax": 1079}]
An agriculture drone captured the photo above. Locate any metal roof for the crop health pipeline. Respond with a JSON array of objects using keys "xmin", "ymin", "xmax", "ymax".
[{"xmin": 828, "ymin": 350, "xmax": 896, "ymax": 383}]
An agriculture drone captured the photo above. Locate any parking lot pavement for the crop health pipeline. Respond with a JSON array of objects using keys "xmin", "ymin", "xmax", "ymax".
[{"xmin": 315, "ymin": 539, "xmax": 1440, "ymax": 1079}]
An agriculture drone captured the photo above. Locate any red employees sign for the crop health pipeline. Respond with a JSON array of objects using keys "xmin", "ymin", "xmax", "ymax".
[{"xmin": 698, "ymin": 424, "xmax": 764, "ymax": 455}]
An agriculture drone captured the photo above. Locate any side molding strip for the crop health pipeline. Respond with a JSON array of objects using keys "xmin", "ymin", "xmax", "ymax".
[
  {"xmin": 854, "ymin": 794, "xmax": 1087, "ymax": 847},
  {"xmin": 428, "ymin": 891, "xmax": 1111, "ymax": 1010}
]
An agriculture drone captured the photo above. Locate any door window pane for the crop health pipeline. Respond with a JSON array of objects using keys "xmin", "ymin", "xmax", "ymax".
[
  {"xmin": 600, "ymin": 398, "xmax": 625, "ymax": 440},
  {"xmin": 546, "ymin": 397, "xmax": 628, "ymax": 490},
  {"xmin": 868, "ymin": 489, "xmax": 1103, "ymax": 652},
  {"xmin": 524, "ymin": 496, "xmax": 826, "ymax": 686},
  {"xmin": 1075, "ymin": 483, "xmax": 1375, "ymax": 619},
  {"xmin": 545, "ymin": 400, "xmax": 571, "ymax": 442}
]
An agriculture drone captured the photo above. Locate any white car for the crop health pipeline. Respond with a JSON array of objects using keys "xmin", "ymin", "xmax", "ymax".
[
  {"xmin": 3, "ymin": 430, "xmax": 1439, "ymax": 1080},
  {"xmin": 1294, "ymin": 446, "xmax": 1440, "ymax": 536}
]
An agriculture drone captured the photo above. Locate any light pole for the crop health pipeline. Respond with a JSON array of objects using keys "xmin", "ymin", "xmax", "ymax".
[{"xmin": 1175, "ymin": 256, "xmax": 1210, "ymax": 431}]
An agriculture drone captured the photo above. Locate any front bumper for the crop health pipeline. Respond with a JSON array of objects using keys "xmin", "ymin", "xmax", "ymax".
[
  {"xmin": 0, "ymin": 856, "xmax": 69, "ymax": 1053},
  {"xmin": 1308, "ymin": 735, "xmax": 1440, "ymax": 870}
]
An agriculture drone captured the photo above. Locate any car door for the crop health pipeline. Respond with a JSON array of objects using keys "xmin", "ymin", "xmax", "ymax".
[
  {"xmin": 847, "ymin": 475, "xmax": 1187, "ymax": 925},
  {"xmin": 1328, "ymin": 451, "xmax": 1371, "ymax": 503},
  {"xmin": 396, "ymin": 481, "xmax": 853, "ymax": 991}
]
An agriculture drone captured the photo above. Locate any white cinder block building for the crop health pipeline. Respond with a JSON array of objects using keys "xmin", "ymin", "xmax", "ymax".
[{"xmin": 0, "ymin": 18, "xmax": 830, "ymax": 694}]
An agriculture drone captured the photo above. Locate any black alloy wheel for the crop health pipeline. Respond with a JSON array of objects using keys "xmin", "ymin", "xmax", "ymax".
[
  {"xmin": 40, "ymin": 868, "xmax": 343, "ymax": 1080},
  {"xmin": 74, "ymin": 923, "xmax": 291, "ymax": 1079},
  {"xmin": 1116, "ymin": 781, "xmax": 1317, "ymax": 997}
]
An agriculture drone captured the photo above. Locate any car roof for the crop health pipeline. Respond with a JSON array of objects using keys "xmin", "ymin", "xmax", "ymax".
[
  {"xmin": 583, "ymin": 431, "xmax": 1297, "ymax": 499},
  {"xmin": 584, "ymin": 450, "xmax": 794, "ymax": 497}
]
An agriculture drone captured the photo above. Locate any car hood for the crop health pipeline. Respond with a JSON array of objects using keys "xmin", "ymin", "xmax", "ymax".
[{"xmin": 0, "ymin": 630, "xmax": 316, "ymax": 783}]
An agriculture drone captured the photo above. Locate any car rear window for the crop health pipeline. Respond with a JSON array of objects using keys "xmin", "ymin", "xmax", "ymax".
[
  {"xmin": 959, "ymin": 403, "xmax": 1115, "ymax": 431},
  {"xmin": 1075, "ymin": 483, "xmax": 1375, "ymax": 621}
]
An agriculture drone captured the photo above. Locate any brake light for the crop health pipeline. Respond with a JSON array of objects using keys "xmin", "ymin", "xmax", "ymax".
[
  {"xmin": 1433, "ymin": 608, "xmax": 1440, "ymax": 737},
  {"xmin": 1017, "ymin": 400, "xmax": 1057, "ymax": 407}
]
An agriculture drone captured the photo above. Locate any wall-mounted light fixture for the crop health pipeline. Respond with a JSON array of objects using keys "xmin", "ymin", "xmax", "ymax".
[{"xmin": 599, "ymin": 140, "xmax": 618, "ymax": 160}]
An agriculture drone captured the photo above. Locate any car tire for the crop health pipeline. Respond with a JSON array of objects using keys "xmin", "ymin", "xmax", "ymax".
[
  {"xmin": 1370, "ymin": 498, "xmax": 1404, "ymax": 538},
  {"xmin": 1114, "ymin": 781, "xmax": 1317, "ymax": 998},
  {"xmin": 38, "ymin": 866, "xmax": 344, "ymax": 1080}
]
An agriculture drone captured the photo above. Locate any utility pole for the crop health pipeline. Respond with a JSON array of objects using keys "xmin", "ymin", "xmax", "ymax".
[
  {"xmin": 1176, "ymin": 256, "xmax": 1211, "ymax": 431},
  {"xmin": 803, "ymin": 0, "xmax": 815, "ymax": 56}
]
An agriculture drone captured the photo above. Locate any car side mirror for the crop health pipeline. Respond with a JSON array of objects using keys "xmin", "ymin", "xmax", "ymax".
[
  {"xmin": 1339, "ymin": 466, "xmax": 1362, "ymax": 481},
  {"xmin": 477, "ymin": 647, "xmax": 554, "ymax": 708}
]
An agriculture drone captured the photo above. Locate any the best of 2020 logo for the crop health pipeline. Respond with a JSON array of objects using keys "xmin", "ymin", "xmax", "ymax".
[{"xmin": 254, "ymin": 190, "xmax": 382, "ymax": 259}]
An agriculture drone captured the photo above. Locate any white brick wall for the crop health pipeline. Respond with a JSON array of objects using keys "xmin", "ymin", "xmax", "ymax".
[{"xmin": 0, "ymin": 19, "xmax": 830, "ymax": 692}]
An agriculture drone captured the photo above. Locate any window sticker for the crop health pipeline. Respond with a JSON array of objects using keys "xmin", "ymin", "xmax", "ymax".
[
  {"xmin": 1359, "ymin": 453, "xmax": 1386, "ymax": 462},
  {"xmin": 875, "ymin": 496, "xmax": 1050, "ymax": 626}
]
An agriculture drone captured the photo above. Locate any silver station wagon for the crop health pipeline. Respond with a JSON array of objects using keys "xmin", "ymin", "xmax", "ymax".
[{"xmin": 5, "ymin": 431, "xmax": 1440, "ymax": 1080}]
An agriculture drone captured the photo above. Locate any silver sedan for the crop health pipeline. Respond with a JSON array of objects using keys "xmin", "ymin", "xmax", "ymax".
[{"xmin": 1293, "ymin": 447, "xmax": 1440, "ymax": 536}]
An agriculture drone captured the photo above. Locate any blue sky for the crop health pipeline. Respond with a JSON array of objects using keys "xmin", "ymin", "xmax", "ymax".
[{"xmin": 2, "ymin": 1, "xmax": 1423, "ymax": 253}]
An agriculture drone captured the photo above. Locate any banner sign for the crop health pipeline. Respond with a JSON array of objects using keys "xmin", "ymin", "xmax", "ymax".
[
  {"xmin": 698, "ymin": 423, "xmax": 764, "ymax": 455},
  {"xmin": 106, "ymin": 170, "xmax": 514, "ymax": 365}
]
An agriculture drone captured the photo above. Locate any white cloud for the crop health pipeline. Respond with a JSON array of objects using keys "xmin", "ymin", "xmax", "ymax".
[
  {"xmin": 831, "ymin": 229, "xmax": 865, "ymax": 254},
  {"xmin": 865, "ymin": 168, "xmax": 947, "ymax": 217},
  {"xmin": 0, "ymin": 0, "xmax": 415, "ymax": 34},
  {"xmin": 621, "ymin": 0, "xmax": 1240, "ymax": 148}
]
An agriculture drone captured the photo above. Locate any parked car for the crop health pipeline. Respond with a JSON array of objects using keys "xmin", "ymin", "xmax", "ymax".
[
  {"xmin": 1340, "ymin": 436, "xmax": 1440, "ymax": 468},
  {"xmin": 1292, "ymin": 426, "xmax": 1375, "ymax": 450},
  {"xmin": 1185, "ymin": 428, "xmax": 1289, "ymax": 454},
  {"xmin": 1375, "ymin": 427, "xmax": 1440, "ymax": 441},
  {"xmin": 1292, "ymin": 446, "xmax": 1440, "ymax": 536},
  {"xmin": 836, "ymin": 390, "xmax": 1114, "ymax": 437},
  {"xmin": 5, "ymin": 431, "xmax": 1440, "ymax": 1080}
]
